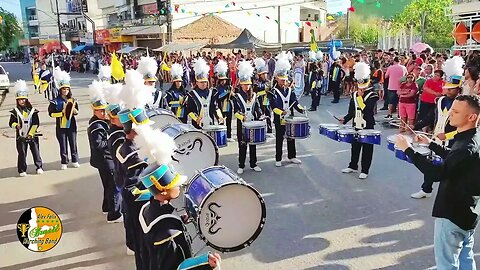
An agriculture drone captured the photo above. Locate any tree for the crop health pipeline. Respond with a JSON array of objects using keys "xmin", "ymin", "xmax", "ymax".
[
  {"xmin": 336, "ymin": 13, "xmax": 380, "ymax": 45},
  {"xmin": 0, "ymin": 7, "xmax": 22, "ymax": 51},
  {"xmin": 392, "ymin": 0, "xmax": 453, "ymax": 48}
]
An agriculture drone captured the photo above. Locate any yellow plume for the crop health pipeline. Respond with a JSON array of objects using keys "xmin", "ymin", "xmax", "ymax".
[{"xmin": 111, "ymin": 52, "xmax": 125, "ymax": 81}]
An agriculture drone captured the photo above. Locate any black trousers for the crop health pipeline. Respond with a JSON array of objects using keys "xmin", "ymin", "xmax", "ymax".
[
  {"xmin": 421, "ymin": 175, "xmax": 435, "ymax": 193},
  {"xmin": 330, "ymin": 81, "xmax": 341, "ymax": 102},
  {"xmin": 237, "ymin": 120, "xmax": 258, "ymax": 168},
  {"xmin": 310, "ymin": 88, "xmax": 321, "ymax": 109},
  {"xmin": 56, "ymin": 127, "xmax": 78, "ymax": 164},
  {"xmin": 223, "ymin": 110, "xmax": 233, "ymax": 138},
  {"xmin": 275, "ymin": 123, "xmax": 296, "ymax": 162},
  {"xmin": 381, "ymin": 78, "xmax": 389, "ymax": 109},
  {"xmin": 16, "ymin": 137, "xmax": 43, "ymax": 173},
  {"xmin": 98, "ymin": 164, "xmax": 122, "ymax": 220},
  {"xmin": 123, "ymin": 189, "xmax": 147, "ymax": 269},
  {"xmin": 261, "ymin": 104, "xmax": 273, "ymax": 133},
  {"xmin": 348, "ymin": 140, "xmax": 374, "ymax": 174}
]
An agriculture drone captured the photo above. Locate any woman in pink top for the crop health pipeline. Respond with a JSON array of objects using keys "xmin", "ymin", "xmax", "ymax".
[{"xmin": 398, "ymin": 73, "xmax": 418, "ymax": 132}]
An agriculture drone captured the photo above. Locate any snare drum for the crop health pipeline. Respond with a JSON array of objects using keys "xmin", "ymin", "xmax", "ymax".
[
  {"xmin": 430, "ymin": 154, "xmax": 443, "ymax": 166},
  {"xmin": 242, "ymin": 121, "xmax": 266, "ymax": 145},
  {"xmin": 203, "ymin": 125, "xmax": 228, "ymax": 148},
  {"xmin": 285, "ymin": 116, "xmax": 310, "ymax": 139},
  {"xmin": 161, "ymin": 124, "xmax": 218, "ymax": 178},
  {"xmin": 406, "ymin": 146, "xmax": 431, "ymax": 164},
  {"xmin": 184, "ymin": 166, "xmax": 266, "ymax": 253},
  {"xmin": 325, "ymin": 126, "xmax": 340, "ymax": 141},
  {"xmin": 337, "ymin": 129, "xmax": 357, "ymax": 144},
  {"xmin": 387, "ymin": 135, "xmax": 412, "ymax": 151},
  {"xmin": 148, "ymin": 108, "xmax": 181, "ymax": 130},
  {"xmin": 319, "ymin": 124, "xmax": 339, "ymax": 136},
  {"xmin": 357, "ymin": 129, "xmax": 382, "ymax": 145}
]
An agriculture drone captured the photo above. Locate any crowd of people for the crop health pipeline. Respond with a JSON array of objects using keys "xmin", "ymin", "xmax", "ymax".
[{"xmin": 9, "ymin": 44, "xmax": 480, "ymax": 270}]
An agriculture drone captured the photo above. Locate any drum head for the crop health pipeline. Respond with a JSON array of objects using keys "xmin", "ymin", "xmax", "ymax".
[
  {"xmin": 198, "ymin": 183, "xmax": 266, "ymax": 252},
  {"xmin": 171, "ymin": 131, "xmax": 218, "ymax": 178},
  {"xmin": 149, "ymin": 110, "xmax": 181, "ymax": 130},
  {"xmin": 243, "ymin": 121, "xmax": 266, "ymax": 128},
  {"xmin": 204, "ymin": 125, "xmax": 227, "ymax": 131}
]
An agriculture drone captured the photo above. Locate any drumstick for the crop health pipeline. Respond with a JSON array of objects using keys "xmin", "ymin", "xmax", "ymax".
[
  {"xmin": 326, "ymin": 110, "xmax": 340, "ymax": 121},
  {"xmin": 399, "ymin": 118, "xmax": 417, "ymax": 135}
]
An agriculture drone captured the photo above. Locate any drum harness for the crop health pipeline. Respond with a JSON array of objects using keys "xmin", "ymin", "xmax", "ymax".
[
  {"xmin": 236, "ymin": 93, "xmax": 257, "ymax": 122},
  {"xmin": 353, "ymin": 91, "xmax": 374, "ymax": 130},
  {"xmin": 14, "ymin": 108, "xmax": 36, "ymax": 138},
  {"xmin": 191, "ymin": 90, "xmax": 213, "ymax": 127}
]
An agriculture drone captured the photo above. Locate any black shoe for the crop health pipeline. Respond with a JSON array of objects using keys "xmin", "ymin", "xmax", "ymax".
[
  {"xmin": 331, "ymin": 100, "xmax": 339, "ymax": 104},
  {"xmin": 308, "ymin": 108, "xmax": 317, "ymax": 111},
  {"xmin": 379, "ymin": 107, "xmax": 388, "ymax": 110}
]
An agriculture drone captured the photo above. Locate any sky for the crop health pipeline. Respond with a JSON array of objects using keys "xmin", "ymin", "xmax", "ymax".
[
  {"xmin": 1, "ymin": 0, "xmax": 22, "ymax": 20},
  {"xmin": 326, "ymin": 0, "xmax": 350, "ymax": 14},
  {"xmin": 0, "ymin": 0, "xmax": 350, "ymax": 23}
]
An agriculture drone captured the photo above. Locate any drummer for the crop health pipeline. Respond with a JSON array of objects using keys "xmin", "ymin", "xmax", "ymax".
[
  {"xmin": 165, "ymin": 63, "xmax": 188, "ymax": 123},
  {"xmin": 410, "ymin": 56, "xmax": 463, "ymax": 199},
  {"xmin": 339, "ymin": 62, "xmax": 379, "ymax": 180},
  {"xmin": 137, "ymin": 56, "xmax": 164, "ymax": 108},
  {"xmin": 186, "ymin": 58, "xmax": 224, "ymax": 129},
  {"xmin": 253, "ymin": 58, "xmax": 273, "ymax": 135},
  {"xmin": 214, "ymin": 60, "xmax": 235, "ymax": 141},
  {"xmin": 136, "ymin": 160, "xmax": 221, "ymax": 270},
  {"xmin": 234, "ymin": 61, "xmax": 263, "ymax": 174},
  {"xmin": 270, "ymin": 53, "xmax": 305, "ymax": 167}
]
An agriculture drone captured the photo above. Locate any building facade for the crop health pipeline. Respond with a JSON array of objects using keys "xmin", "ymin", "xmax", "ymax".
[{"xmin": 451, "ymin": 0, "xmax": 480, "ymax": 51}]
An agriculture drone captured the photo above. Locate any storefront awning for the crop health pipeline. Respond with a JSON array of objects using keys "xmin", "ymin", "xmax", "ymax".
[
  {"xmin": 71, "ymin": 44, "xmax": 95, "ymax": 52},
  {"xmin": 153, "ymin": 42, "xmax": 207, "ymax": 52},
  {"xmin": 117, "ymin": 46, "xmax": 145, "ymax": 54},
  {"xmin": 121, "ymin": 25, "xmax": 163, "ymax": 36}
]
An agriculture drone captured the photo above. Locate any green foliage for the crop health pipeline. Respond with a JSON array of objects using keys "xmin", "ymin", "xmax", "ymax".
[
  {"xmin": 337, "ymin": 13, "xmax": 380, "ymax": 45},
  {"xmin": 0, "ymin": 7, "xmax": 22, "ymax": 51},
  {"xmin": 392, "ymin": 0, "xmax": 454, "ymax": 48}
]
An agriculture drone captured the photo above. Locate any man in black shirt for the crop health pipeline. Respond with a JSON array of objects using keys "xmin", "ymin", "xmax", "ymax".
[{"xmin": 396, "ymin": 95, "xmax": 480, "ymax": 270}]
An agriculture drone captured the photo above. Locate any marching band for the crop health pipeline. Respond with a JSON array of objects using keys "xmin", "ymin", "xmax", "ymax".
[{"xmin": 10, "ymin": 48, "xmax": 480, "ymax": 270}]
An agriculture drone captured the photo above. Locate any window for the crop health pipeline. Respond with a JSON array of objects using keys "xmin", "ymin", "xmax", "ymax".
[
  {"xmin": 314, "ymin": 14, "xmax": 319, "ymax": 21},
  {"xmin": 0, "ymin": 66, "xmax": 5, "ymax": 75}
]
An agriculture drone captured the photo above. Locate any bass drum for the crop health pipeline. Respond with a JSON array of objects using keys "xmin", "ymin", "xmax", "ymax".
[
  {"xmin": 148, "ymin": 108, "xmax": 181, "ymax": 130},
  {"xmin": 185, "ymin": 166, "xmax": 266, "ymax": 253},
  {"xmin": 162, "ymin": 124, "xmax": 219, "ymax": 179}
]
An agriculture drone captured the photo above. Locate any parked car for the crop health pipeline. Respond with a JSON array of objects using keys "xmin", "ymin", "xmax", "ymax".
[{"xmin": 0, "ymin": 65, "xmax": 10, "ymax": 107}]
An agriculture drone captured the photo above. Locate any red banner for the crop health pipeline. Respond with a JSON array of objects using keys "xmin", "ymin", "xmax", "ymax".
[
  {"xmin": 95, "ymin": 29, "xmax": 110, "ymax": 44},
  {"xmin": 142, "ymin": 3, "xmax": 158, "ymax": 15}
]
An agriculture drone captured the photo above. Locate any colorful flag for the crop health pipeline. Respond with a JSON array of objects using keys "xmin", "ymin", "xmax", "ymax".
[
  {"xmin": 310, "ymin": 30, "xmax": 318, "ymax": 52},
  {"xmin": 111, "ymin": 52, "xmax": 125, "ymax": 81}
]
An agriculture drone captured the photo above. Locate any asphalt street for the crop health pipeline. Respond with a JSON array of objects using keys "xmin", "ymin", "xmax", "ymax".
[{"xmin": 0, "ymin": 62, "xmax": 476, "ymax": 270}]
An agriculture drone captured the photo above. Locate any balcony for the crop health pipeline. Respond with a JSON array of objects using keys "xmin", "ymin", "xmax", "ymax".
[
  {"xmin": 108, "ymin": 16, "xmax": 166, "ymax": 28},
  {"xmin": 28, "ymin": 15, "xmax": 39, "ymax": 26}
]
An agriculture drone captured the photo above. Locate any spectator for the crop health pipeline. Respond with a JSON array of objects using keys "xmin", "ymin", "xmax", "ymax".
[{"xmin": 384, "ymin": 56, "xmax": 407, "ymax": 118}]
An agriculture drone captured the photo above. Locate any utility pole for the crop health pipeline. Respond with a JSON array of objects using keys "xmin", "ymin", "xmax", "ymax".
[
  {"xmin": 167, "ymin": 0, "xmax": 172, "ymax": 43},
  {"xmin": 420, "ymin": 12, "xmax": 426, "ymax": 43},
  {"xmin": 55, "ymin": 0, "xmax": 62, "ymax": 45},
  {"xmin": 277, "ymin": 6, "xmax": 281, "ymax": 44},
  {"xmin": 346, "ymin": 9, "xmax": 350, "ymax": 39}
]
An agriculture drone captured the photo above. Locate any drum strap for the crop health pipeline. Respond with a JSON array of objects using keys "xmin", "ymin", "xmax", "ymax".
[
  {"xmin": 15, "ymin": 108, "xmax": 35, "ymax": 137},
  {"xmin": 139, "ymin": 201, "xmax": 182, "ymax": 234},
  {"xmin": 274, "ymin": 88, "xmax": 291, "ymax": 111},
  {"xmin": 353, "ymin": 92, "xmax": 368, "ymax": 130},
  {"xmin": 192, "ymin": 90, "xmax": 213, "ymax": 126},
  {"xmin": 434, "ymin": 96, "xmax": 451, "ymax": 143},
  {"xmin": 237, "ymin": 93, "xmax": 257, "ymax": 122}
]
